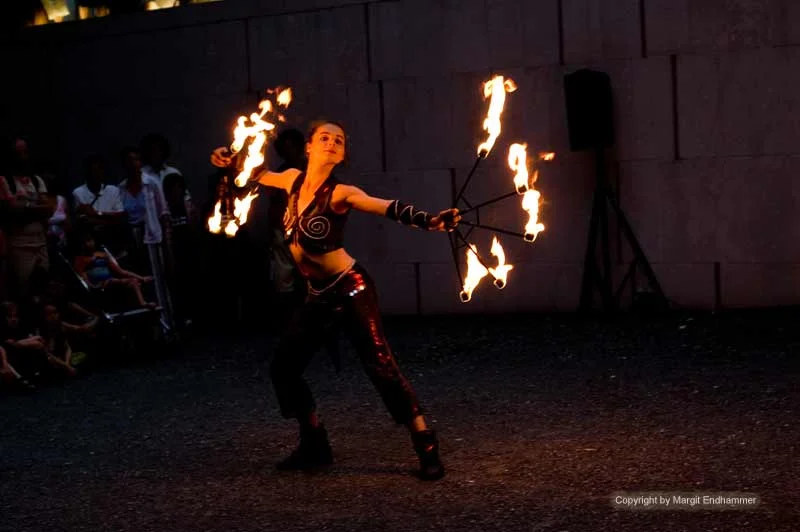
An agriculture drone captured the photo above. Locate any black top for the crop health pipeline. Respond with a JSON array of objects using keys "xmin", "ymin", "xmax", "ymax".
[{"xmin": 283, "ymin": 172, "xmax": 349, "ymax": 254}]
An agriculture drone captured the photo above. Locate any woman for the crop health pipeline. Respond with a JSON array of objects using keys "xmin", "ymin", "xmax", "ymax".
[
  {"xmin": 210, "ymin": 121, "xmax": 459, "ymax": 480},
  {"xmin": 119, "ymin": 147, "xmax": 174, "ymax": 325},
  {"xmin": 0, "ymin": 137, "xmax": 53, "ymax": 299}
]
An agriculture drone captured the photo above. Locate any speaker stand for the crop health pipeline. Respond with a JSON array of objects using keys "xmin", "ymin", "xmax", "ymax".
[{"xmin": 579, "ymin": 147, "xmax": 668, "ymax": 313}]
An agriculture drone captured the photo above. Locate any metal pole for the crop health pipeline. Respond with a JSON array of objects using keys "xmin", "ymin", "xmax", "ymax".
[
  {"xmin": 453, "ymin": 155, "xmax": 486, "ymax": 207},
  {"xmin": 458, "ymin": 220, "xmax": 527, "ymax": 240},
  {"xmin": 458, "ymin": 190, "xmax": 518, "ymax": 216}
]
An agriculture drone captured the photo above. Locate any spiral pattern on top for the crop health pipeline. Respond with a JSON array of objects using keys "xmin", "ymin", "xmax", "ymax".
[{"xmin": 301, "ymin": 216, "xmax": 331, "ymax": 240}]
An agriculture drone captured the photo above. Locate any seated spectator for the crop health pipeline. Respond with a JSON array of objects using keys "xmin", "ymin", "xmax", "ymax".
[
  {"xmin": 30, "ymin": 271, "xmax": 99, "ymax": 336},
  {"xmin": 38, "ymin": 302, "xmax": 77, "ymax": 377},
  {"xmin": 73, "ymin": 232, "xmax": 156, "ymax": 309},
  {"xmin": 72, "ymin": 155, "xmax": 126, "ymax": 251},
  {"xmin": 0, "ymin": 345, "xmax": 34, "ymax": 391},
  {"xmin": 1, "ymin": 300, "xmax": 49, "ymax": 382}
]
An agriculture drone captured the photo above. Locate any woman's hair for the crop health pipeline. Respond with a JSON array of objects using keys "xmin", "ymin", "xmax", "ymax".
[
  {"xmin": 306, "ymin": 119, "xmax": 349, "ymax": 167},
  {"xmin": 307, "ymin": 119, "xmax": 347, "ymax": 143}
]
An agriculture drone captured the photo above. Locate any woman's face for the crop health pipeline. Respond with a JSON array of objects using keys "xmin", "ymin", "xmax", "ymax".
[{"xmin": 306, "ymin": 123, "xmax": 346, "ymax": 166}]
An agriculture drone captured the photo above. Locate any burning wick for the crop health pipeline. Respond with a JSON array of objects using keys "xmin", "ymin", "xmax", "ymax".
[
  {"xmin": 488, "ymin": 236, "xmax": 513, "ymax": 288},
  {"xmin": 459, "ymin": 237, "xmax": 513, "ymax": 302},
  {"xmin": 508, "ymin": 143, "xmax": 532, "ymax": 195},
  {"xmin": 476, "ymin": 75, "xmax": 517, "ymax": 158},
  {"xmin": 522, "ymin": 190, "xmax": 545, "ymax": 242}
]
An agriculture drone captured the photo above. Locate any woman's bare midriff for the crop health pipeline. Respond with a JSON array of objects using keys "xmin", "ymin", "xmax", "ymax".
[{"xmin": 289, "ymin": 241, "xmax": 355, "ymax": 280}]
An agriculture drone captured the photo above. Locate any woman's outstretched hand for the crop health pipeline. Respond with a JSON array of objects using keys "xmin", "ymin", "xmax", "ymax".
[
  {"xmin": 430, "ymin": 208, "xmax": 461, "ymax": 232},
  {"xmin": 210, "ymin": 146, "xmax": 233, "ymax": 168}
]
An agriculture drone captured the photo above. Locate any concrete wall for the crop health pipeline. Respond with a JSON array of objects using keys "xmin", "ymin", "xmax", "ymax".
[{"xmin": 2, "ymin": 0, "xmax": 798, "ymax": 313}]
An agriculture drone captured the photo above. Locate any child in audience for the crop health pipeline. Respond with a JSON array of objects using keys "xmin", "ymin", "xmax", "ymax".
[
  {"xmin": 38, "ymin": 302, "xmax": 77, "ymax": 377},
  {"xmin": 73, "ymin": 232, "xmax": 156, "ymax": 309}
]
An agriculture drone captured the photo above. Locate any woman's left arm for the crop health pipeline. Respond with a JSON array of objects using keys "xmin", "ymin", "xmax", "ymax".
[{"xmin": 340, "ymin": 185, "xmax": 460, "ymax": 231}]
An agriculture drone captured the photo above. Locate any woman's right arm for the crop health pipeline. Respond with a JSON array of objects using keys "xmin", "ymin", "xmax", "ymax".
[{"xmin": 209, "ymin": 147, "xmax": 298, "ymax": 192}]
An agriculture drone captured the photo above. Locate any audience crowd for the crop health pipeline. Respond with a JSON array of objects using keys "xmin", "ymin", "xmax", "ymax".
[{"xmin": 0, "ymin": 131, "xmax": 305, "ymax": 394}]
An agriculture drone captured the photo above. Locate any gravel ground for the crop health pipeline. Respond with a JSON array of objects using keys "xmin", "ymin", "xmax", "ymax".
[{"xmin": 1, "ymin": 310, "xmax": 798, "ymax": 532}]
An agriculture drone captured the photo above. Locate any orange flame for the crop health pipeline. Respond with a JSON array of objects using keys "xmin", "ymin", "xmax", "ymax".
[
  {"xmin": 476, "ymin": 75, "xmax": 517, "ymax": 157},
  {"xmin": 233, "ymin": 191, "xmax": 259, "ymax": 226},
  {"xmin": 459, "ymin": 237, "xmax": 514, "ymax": 301},
  {"xmin": 207, "ymin": 87, "xmax": 293, "ymax": 237},
  {"xmin": 508, "ymin": 143, "xmax": 537, "ymax": 194},
  {"xmin": 540, "ymin": 152, "xmax": 555, "ymax": 161},
  {"xmin": 488, "ymin": 236, "xmax": 513, "ymax": 289},
  {"xmin": 234, "ymin": 131, "xmax": 268, "ymax": 187},
  {"xmin": 276, "ymin": 88, "xmax": 292, "ymax": 107},
  {"xmin": 460, "ymin": 244, "xmax": 489, "ymax": 302},
  {"xmin": 207, "ymin": 201, "xmax": 222, "ymax": 234},
  {"xmin": 522, "ymin": 190, "xmax": 545, "ymax": 242},
  {"xmin": 224, "ymin": 220, "xmax": 239, "ymax": 237}
]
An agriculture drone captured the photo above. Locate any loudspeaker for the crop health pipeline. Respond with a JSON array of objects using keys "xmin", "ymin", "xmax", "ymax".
[{"xmin": 564, "ymin": 69, "xmax": 614, "ymax": 151}]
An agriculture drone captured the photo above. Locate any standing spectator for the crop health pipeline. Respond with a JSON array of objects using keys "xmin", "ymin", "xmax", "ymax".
[
  {"xmin": 0, "ymin": 137, "xmax": 53, "ymax": 298},
  {"xmin": 72, "ymin": 155, "xmax": 126, "ymax": 251},
  {"xmin": 119, "ymin": 146, "xmax": 174, "ymax": 327},
  {"xmin": 42, "ymin": 172, "xmax": 70, "ymax": 254},
  {"xmin": 162, "ymin": 171, "xmax": 197, "ymax": 328},
  {"xmin": 140, "ymin": 133, "xmax": 193, "ymax": 220}
]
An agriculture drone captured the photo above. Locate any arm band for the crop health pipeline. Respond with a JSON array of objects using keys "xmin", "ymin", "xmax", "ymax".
[{"xmin": 385, "ymin": 200, "xmax": 433, "ymax": 230}]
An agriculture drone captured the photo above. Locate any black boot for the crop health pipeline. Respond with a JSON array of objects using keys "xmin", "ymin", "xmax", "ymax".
[
  {"xmin": 276, "ymin": 424, "xmax": 334, "ymax": 471},
  {"xmin": 412, "ymin": 429, "xmax": 445, "ymax": 481}
]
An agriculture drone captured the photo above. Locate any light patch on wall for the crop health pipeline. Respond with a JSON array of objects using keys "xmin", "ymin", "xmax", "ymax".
[
  {"xmin": 146, "ymin": 0, "xmax": 179, "ymax": 9},
  {"xmin": 41, "ymin": 0, "xmax": 71, "ymax": 21}
]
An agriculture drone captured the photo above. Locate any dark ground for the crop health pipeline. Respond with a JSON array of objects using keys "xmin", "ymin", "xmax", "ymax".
[{"xmin": 1, "ymin": 310, "xmax": 798, "ymax": 532}]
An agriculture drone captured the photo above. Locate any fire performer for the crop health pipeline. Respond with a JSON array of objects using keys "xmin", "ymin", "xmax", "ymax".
[{"xmin": 210, "ymin": 120, "xmax": 459, "ymax": 480}]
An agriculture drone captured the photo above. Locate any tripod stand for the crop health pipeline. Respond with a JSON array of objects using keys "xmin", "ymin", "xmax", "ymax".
[{"xmin": 579, "ymin": 147, "xmax": 668, "ymax": 312}]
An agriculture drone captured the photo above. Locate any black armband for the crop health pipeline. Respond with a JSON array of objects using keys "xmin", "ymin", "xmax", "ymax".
[{"xmin": 385, "ymin": 200, "xmax": 433, "ymax": 230}]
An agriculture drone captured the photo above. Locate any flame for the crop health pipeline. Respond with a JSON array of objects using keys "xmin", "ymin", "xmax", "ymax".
[
  {"xmin": 488, "ymin": 236, "xmax": 513, "ymax": 289},
  {"xmin": 522, "ymin": 190, "xmax": 545, "ymax": 242},
  {"xmin": 276, "ymin": 88, "xmax": 293, "ymax": 107},
  {"xmin": 460, "ymin": 244, "xmax": 489, "ymax": 302},
  {"xmin": 476, "ymin": 75, "xmax": 517, "ymax": 157},
  {"xmin": 229, "ymin": 102, "xmax": 278, "ymax": 183},
  {"xmin": 540, "ymin": 152, "xmax": 555, "ymax": 161},
  {"xmin": 207, "ymin": 87, "xmax": 293, "ymax": 236},
  {"xmin": 233, "ymin": 191, "xmax": 259, "ymax": 225},
  {"xmin": 508, "ymin": 143, "xmax": 532, "ymax": 194},
  {"xmin": 459, "ymin": 237, "xmax": 515, "ymax": 300},
  {"xmin": 234, "ymin": 131, "xmax": 268, "ymax": 187},
  {"xmin": 207, "ymin": 201, "xmax": 222, "ymax": 234},
  {"xmin": 224, "ymin": 220, "xmax": 239, "ymax": 237}
]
